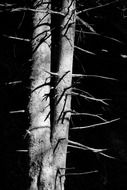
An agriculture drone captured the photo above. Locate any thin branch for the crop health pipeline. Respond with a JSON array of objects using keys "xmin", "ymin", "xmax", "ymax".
[
  {"xmin": 16, "ymin": 150, "xmax": 28, "ymax": 152},
  {"xmin": 77, "ymin": 0, "xmax": 119, "ymax": 15},
  {"xmin": 75, "ymin": 45, "xmax": 96, "ymax": 55},
  {"xmin": 100, "ymin": 152, "xmax": 117, "ymax": 159},
  {"xmin": 24, "ymin": 126, "xmax": 50, "ymax": 138},
  {"xmin": 31, "ymin": 82, "xmax": 50, "ymax": 93},
  {"xmin": 68, "ymin": 144, "xmax": 116, "ymax": 159},
  {"xmin": 68, "ymin": 144, "xmax": 96, "ymax": 151},
  {"xmin": 71, "ymin": 111, "xmax": 106, "ymax": 122},
  {"xmin": 72, "ymin": 87, "xmax": 98, "ymax": 98},
  {"xmin": 77, "ymin": 16, "xmax": 96, "ymax": 32},
  {"xmin": 37, "ymin": 69, "xmax": 118, "ymax": 81},
  {"xmin": 58, "ymin": 94, "xmax": 68, "ymax": 123},
  {"xmin": 55, "ymin": 71, "xmax": 70, "ymax": 89},
  {"xmin": 3, "ymin": 80, "xmax": 23, "ymax": 85},
  {"xmin": 9, "ymin": 7, "xmax": 65, "ymax": 16},
  {"xmin": 71, "ymin": 91, "xmax": 109, "ymax": 105},
  {"xmin": 68, "ymin": 140, "xmax": 107, "ymax": 153},
  {"xmin": 43, "ymin": 69, "xmax": 58, "ymax": 76},
  {"xmin": 63, "ymin": 170, "xmax": 98, "ymax": 176},
  {"xmin": 9, "ymin": 110, "xmax": 25, "ymax": 114},
  {"xmin": 56, "ymin": 86, "xmax": 72, "ymax": 106},
  {"xmin": 2, "ymin": 34, "xmax": 30, "ymax": 42},
  {"xmin": 72, "ymin": 73, "xmax": 118, "ymax": 81},
  {"xmin": 71, "ymin": 118, "xmax": 120, "ymax": 130}
]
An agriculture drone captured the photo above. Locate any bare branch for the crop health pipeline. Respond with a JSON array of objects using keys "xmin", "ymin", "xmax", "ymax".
[
  {"xmin": 72, "ymin": 73, "xmax": 118, "ymax": 81},
  {"xmin": 9, "ymin": 110, "xmax": 25, "ymax": 114},
  {"xmin": 63, "ymin": 170, "xmax": 98, "ymax": 176},
  {"xmin": 71, "ymin": 91, "xmax": 110, "ymax": 105},
  {"xmin": 68, "ymin": 142, "xmax": 116, "ymax": 160},
  {"xmin": 71, "ymin": 118, "xmax": 120, "ymax": 130},
  {"xmin": 68, "ymin": 144, "xmax": 88, "ymax": 151},
  {"xmin": 75, "ymin": 45, "xmax": 96, "ymax": 55},
  {"xmin": 100, "ymin": 152, "xmax": 117, "ymax": 159},
  {"xmin": 3, "ymin": 34, "xmax": 30, "ymax": 42},
  {"xmin": 35, "ymin": 69, "xmax": 118, "ymax": 81},
  {"xmin": 16, "ymin": 150, "xmax": 28, "ymax": 152},
  {"xmin": 31, "ymin": 82, "xmax": 50, "ymax": 93},
  {"xmin": 68, "ymin": 140, "xmax": 107, "ymax": 153},
  {"xmin": 72, "ymin": 87, "xmax": 98, "ymax": 98},
  {"xmin": 9, "ymin": 7, "xmax": 65, "ymax": 16},
  {"xmin": 3, "ymin": 80, "xmax": 23, "ymax": 85},
  {"xmin": 71, "ymin": 111, "xmax": 106, "ymax": 122},
  {"xmin": 76, "ymin": 16, "xmax": 96, "ymax": 32},
  {"xmin": 43, "ymin": 69, "xmax": 58, "ymax": 76},
  {"xmin": 24, "ymin": 125, "xmax": 50, "ymax": 138}
]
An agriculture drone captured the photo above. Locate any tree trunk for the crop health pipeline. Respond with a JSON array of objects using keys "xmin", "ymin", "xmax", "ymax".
[
  {"xmin": 28, "ymin": 0, "xmax": 76, "ymax": 189},
  {"xmin": 51, "ymin": 0, "xmax": 76, "ymax": 189}
]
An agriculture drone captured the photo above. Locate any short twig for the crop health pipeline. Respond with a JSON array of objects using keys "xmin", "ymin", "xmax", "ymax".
[
  {"xmin": 63, "ymin": 170, "xmax": 98, "ymax": 176},
  {"xmin": 75, "ymin": 45, "xmax": 96, "ymax": 55},
  {"xmin": 3, "ymin": 34, "xmax": 30, "ymax": 42},
  {"xmin": 9, "ymin": 110, "xmax": 25, "ymax": 114}
]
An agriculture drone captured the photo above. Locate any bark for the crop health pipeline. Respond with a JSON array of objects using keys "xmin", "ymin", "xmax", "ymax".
[
  {"xmin": 28, "ymin": 1, "xmax": 53, "ymax": 190},
  {"xmin": 51, "ymin": 0, "xmax": 76, "ymax": 189},
  {"xmin": 28, "ymin": 0, "xmax": 76, "ymax": 190}
]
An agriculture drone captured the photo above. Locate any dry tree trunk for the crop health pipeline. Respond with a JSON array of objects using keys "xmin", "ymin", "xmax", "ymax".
[
  {"xmin": 28, "ymin": 0, "xmax": 76, "ymax": 189},
  {"xmin": 51, "ymin": 0, "xmax": 76, "ymax": 189},
  {"xmin": 28, "ymin": 0, "xmax": 53, "ymax": 189}
]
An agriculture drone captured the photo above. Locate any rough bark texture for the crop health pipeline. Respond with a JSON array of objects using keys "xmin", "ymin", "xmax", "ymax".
[
  {"xmin": 28, "ymin": 1, "xmax": 53, "ymax": 190},
  {"xmin": 28, "ymin": 0, "xmax": 76, "ymax": 190},
  {"xmin": 51, "ymin": 0, "xmax": 76, "ymax": 189}
]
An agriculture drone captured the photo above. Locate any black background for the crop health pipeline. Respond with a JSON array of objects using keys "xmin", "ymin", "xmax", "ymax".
[{"xmin": 1, "ymin": 1, "xmax": 127, "ymax": 189}]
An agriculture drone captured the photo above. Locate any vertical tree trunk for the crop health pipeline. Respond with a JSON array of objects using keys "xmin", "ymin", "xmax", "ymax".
[
  {"xmin": 28, "ymin": 1, "xmax": 53, "ymax": 189},
  {"xmin": 51, "ymin": 0, "xmax": 76, "ymax": 189},
  {"xmin": 28, "ymin": 0, "xmax": 76, "ymax": 189}
]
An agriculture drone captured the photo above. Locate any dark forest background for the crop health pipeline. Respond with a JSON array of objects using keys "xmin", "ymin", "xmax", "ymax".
[{"xmin": 1, "ymin": 0, "xmax": 127, "ymax": 189}]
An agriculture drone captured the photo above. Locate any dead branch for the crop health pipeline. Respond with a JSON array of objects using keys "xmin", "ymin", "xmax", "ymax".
[
  {"xmin": 71, "ymin": 91, "xmax": 110, "ymax": 105},
  {"xmin": 9, "ymin": 7, "xmax": 65, "ymax": 16},
  {"xmin": 9, "ymin": 110, "xmax": 25, "ymax": 114},
  {"xmin": 16, "ymin": 150, "xmax": 28, "ymax": 152},
  {"xmin": 71, "ymin": 118, "xmax": 120, "ymax": 130},
  {"xmin": 68, "ymin": 144, "xmax": 89, "ymax": 151},
  {"xmin": 63, "ymin": 170, "xmax": 98, "ymax": 176},
  {"xmin": 72, "ymin": 73, "xmax": 118, "ymax": 81},
  {"xmin": 2, "ymin": 34, "xmax": 30, "ymax": 42},
  {"xmin": 75, "ymin": 45, "xmax": 96, "ymax": 55},
  {"xmin": 39, "ymin": 68, "xmax": 118, "ymax": 81},
  {"xmin": 68, "ymin": 140, "xmax": 107, "ymax": 153},
  {"xmin": 100, "ymin": 152, "xmax": 117, "ymax": 159},
  {"xmin": 76, "ymin": 16, "xmax": 96, "ymax": 32},
  {"xmin": 3, "ymin": 80, "xmax": 23, "ymax": 85},
  {"xmin": 71, "ymin": 111, "xmax": 106, "ymax": 122}
]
